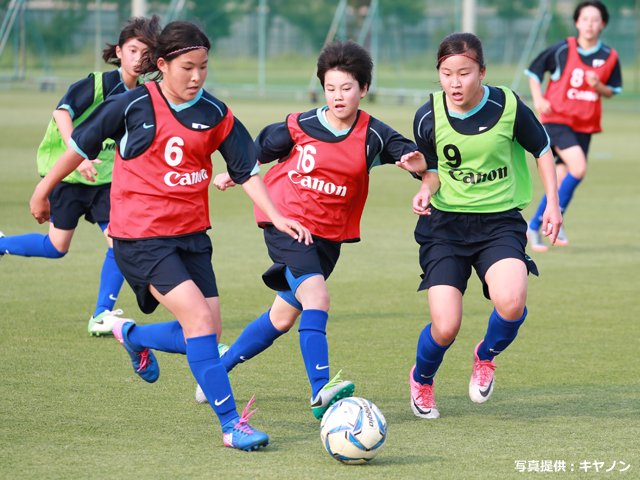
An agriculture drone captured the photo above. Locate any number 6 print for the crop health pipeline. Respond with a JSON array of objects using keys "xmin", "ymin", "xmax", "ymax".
[{"xmin": 165, "ymin": 136, "xmax": 185, "ymax": 167}]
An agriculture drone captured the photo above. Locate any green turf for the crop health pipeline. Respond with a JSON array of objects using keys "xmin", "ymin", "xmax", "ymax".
[{"xmin": 0, "ymin": 88, "xmax": 639, "ymax": 479}]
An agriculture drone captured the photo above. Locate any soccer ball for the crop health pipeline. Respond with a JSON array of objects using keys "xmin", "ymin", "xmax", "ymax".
[{"xmin": 320, "ymin": 397, "xmax": 387, "ymax": 464}]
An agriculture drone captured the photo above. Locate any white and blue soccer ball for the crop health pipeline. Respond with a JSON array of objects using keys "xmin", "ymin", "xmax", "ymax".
[{"xmin": 320, "ymin": 397, "xmax": 387, "ymax": 464}]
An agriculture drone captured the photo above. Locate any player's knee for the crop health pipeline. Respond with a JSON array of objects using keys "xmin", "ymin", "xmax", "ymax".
[
  {"xmin": 431, "ymin": 322, "xmax": 460, "ymax": 345},
  {"xmin": 493, "ymin": 296, "xmax": 526, "ymax": 321},
  {"xmin": 43, "ymin": 235, "xmax": 67, "ymax": 258}
]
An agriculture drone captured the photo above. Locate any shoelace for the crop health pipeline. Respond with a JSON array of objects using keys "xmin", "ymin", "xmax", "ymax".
[
  {"xmin": 137, "ymin": 349, "xmax": 150, "ymax": 372},
  {"xmin": 323, "ymin": 369, "xmax": 344, "ymax": 390},
  {"xmin": 109, "ymin": 308, "xmax": 124, "ymax": 317},
  {"xmin": 415, "ymin": 383, "xmax": 435, "ymax": 407},
  {"xmin": 473, "ymin": 359, "xmax": 496, "ymax": 386},
  {"xmin": 234, "ymin": 395, "xmax": 258, "ymax": 435}
]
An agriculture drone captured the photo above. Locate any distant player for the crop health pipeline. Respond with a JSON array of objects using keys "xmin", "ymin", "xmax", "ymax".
[
  {"xmin": 0, "ymin": 16, "xmax": 161, "ymax": 336},
  {"xmin": 407, "ymin": 32, "xmax": 562, "ymax": 419},
  {"xmin": 525, "ymin": 1, "xmax": 622, "ymax": 251},
  {"xmin": 29, "ymin": 21, "xmax": 311, "ymax": 451},
  {"xmin": 201, "ymin": 40, "xmax": 427, "ymax": 420}
]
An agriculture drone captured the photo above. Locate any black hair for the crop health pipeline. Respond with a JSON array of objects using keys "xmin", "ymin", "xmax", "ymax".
[
  {"xmin": 316, "ymin": 40, "xmax": 373, "ymax": 90},
  {"xmin": 138, "ymin": 21, "xmax": 211, "ymax": 77},
  {"xmin": 102, "ymin": 15, "xmax": 161, "ymax": 66},
  {"xmin": 573, "ymin": 1, "xmax": 609, "ymax": 25},
  {"xmin": 436, "ymin": 32, "xmax": 485, "ymax": 70}
]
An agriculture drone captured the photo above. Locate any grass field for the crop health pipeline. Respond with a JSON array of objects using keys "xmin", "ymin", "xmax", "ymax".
[{"xmin": 0, "ymin": 86, "xmax": 639, "ymax": 479}]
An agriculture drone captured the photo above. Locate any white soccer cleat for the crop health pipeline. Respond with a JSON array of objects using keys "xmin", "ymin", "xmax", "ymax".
[
  {"xmin": 195, "ymin": 343, "xmax": 230, "ymax": 404},
  {"xmin": 469, "ymin": 342, "xmax": 497, "ymax": 404},
  {"xmin": 88, "ymin": 309, "xmax": 134, "ymax": 337},
  {"xmin": 409, "ymin": 365, "xmax": 440, "ymax": 419},
  {"xmin": 555, "ymin": 225, "xmax": 569, "ymax": 247},
  {"xmin": 526, "ymin": 228, "xmax": 548, "ymax": 252}
]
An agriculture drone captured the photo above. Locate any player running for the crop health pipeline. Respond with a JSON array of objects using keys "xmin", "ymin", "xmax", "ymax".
[
  {"xmin": 525, "ymin": 1, "xmax": 622, "ymax": 251},
  {"xmin": 199, "ymin": 40, "xmax": 427, "ymax": 420},
  {"xmin": 407, "ymin": 32, "xmax": 562, "ymax": 419},
  {"xmin": 29, "ymin": 20, "xmax": 311, "ymax": 451},
  {"xmin": 0, "ymin": 16, "xmax": 161, "ymax": 336}
]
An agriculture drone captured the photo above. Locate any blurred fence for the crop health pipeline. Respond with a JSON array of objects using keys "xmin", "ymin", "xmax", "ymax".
[{"xmin": 0, "ymin": 0, "xmax": 638, "ymax": 102}]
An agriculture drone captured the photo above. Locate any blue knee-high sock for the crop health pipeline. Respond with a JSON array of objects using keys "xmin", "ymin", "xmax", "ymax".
[
  {"xmin": 298, "ymin": 309, "xmax": 329, "ymax": 398},
  {"xmin": 413, "ymin": 324, "xmax": 451, "ymax": 385},
  {"xmin": 186, "ymin": 334, "xmax": 238, "ymax": 428},
  {"xmin": 126, "ymin": 321, "xmax": 186, "ymax": 354},
  {"xmin": 558, "ymin": 173, "xmax": 582, "ymax": 213},
  {"xmin": 529, "ymin": 195, "xmax": 547, "ymax": 231},
  {"xmin": 0, "ymin": 233, "xmax": 65, "ymax": 258},
  {"xmin": 477, "ymin": 307, "xmax": 528, "ymax": 361},
  {"xmin": 222, "ymin": 310, "xmax": 287, "ymax": 372},
  {"xmin": 93, "ymin": 248, "xmax": 125, "ymax": 317}
]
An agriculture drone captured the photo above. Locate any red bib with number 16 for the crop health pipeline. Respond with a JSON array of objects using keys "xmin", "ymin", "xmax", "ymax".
[{"xmin": 255, "ymin": 111, "xmax": 370, "ymax": 242}]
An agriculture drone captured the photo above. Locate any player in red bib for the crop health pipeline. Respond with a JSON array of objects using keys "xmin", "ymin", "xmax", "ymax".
[
  {"xmin": 202, "ymin": 41, "xmax": 427, "ymax": 420},
  {"xmin": 525, "ymin": 1, "xmax": 622, "ymax": 251},
  {"xmin": 29, "ymin": 21, "xmax": 311, "ymax": 452}
]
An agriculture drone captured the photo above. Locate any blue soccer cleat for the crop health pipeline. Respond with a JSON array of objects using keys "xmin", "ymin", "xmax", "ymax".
[
  {"xmin": 112, "ymin": 320, "xmax": 159, "ymax": 383},
  {"xmin": 222, "ymin": 395, "xmax": 269, "ymax": 451}
]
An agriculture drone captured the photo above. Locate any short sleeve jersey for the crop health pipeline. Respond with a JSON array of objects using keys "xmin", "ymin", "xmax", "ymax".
[
  {"xmin": 526, "ymin": 37, "xmax": 622, "ymax": 133},
  {"xmin": 254, "ymin": 107, "xmax": 418, "ymax": 242},
  {"xmin": 414, "ymin": 85, "xmax": 550, "ymax": 213},
  {"xmin": 69, "ymin": 82, "xmax": 259, "ymax": 239},
  {"xmin": 36, "ymin": 69, "xmax": 131, "ymax": 185}
]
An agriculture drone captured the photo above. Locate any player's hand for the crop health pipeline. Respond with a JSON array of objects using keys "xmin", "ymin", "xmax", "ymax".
[
  {"xmin": 272, "ymin": 216, "xmax": 313, "ymax": 245},
  {"xmin": 102, "ymin": 224, "xmax": 113, "ymax": 248},
  {"xmin": 412, "ymin": 185, "xmax": 432, "ymax": 216},
  {"xmin": 585, "ymin": 71, "xmax": 600, "ymax": 88},
  {"xmin": 30, "ymin": 183, "xmax": 51, "ymax": 224},
  {"xmin": 533, "ymin": 97, "xmax": 552, "ymax": 116},
  {"xmin": 213, "ymin": 172, "xmax": 236, "ymax": 191},
  {"xmin": 396, "ymin": 151, "xmax": 427, "ymax": 174},
  {"xmin": 541, "ymin": 206, "xmax": 563, "ymax": 245},
  {"xmin": 77, "ymin": 159, "xmax": 101, "ymax": 182}
]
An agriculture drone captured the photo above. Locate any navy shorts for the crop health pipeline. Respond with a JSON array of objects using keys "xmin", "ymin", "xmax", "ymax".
[
  {"xmin": 49, "ymin": 182, "xmax": 111, "ymax": 230},
  {"xmin": 414, "ymin": 208, "xmax": 538, "ymax": 299},
  {"xmin": 113, "ymin": 232, "xmax": 217, "ymax": 314},
  {"xmin": 543, "ymin": 123, "xmax": 592, "ymax": 163},
  {"xmin": 261, "ymin": 226, "xmax": 341, "ymax": 291}
]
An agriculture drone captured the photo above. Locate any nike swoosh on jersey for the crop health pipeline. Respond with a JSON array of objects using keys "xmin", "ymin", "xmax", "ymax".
[
  {"xmin": 479, "ymin": 126, "xmax": 488, "ymax": 131},
  {"xmin": 142, "ymin": 123, "xmax": 154, "ymax": 129},
  {"xmin": 214, "ymin": 394, "xmax": 231, "ymax": 406},
  {"xmin": 315, "ymin": 364, "xmax": 330, "ymax": 370}
]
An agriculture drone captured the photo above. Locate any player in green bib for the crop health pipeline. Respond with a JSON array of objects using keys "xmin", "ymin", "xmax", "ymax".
[
  {"xmin": 0, "ymin": 16, "xmax": 160, "ymax": 336},
  {"xmin": 398, "ymin": 33, "xmax": 563, "ymax": 419}
]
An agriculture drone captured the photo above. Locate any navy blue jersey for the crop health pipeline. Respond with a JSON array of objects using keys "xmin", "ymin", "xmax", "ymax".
[
  {"xmin": 70, "ymin": 85, "xmax": 258, "ymax": 184},
  {"xmin": 255, "ymin": 106, "xmax": 417, "ymax": 171},
  {"xmin": 56, "ymin": 69, "xmax": 134, "ymax": 120},
  {"xmin": 413, "ymin": 85, "xmax": 550, "ymax": 171},
  {"xmin": 525, "ymin": 39, "xmax": 622, "ymax": 93}
]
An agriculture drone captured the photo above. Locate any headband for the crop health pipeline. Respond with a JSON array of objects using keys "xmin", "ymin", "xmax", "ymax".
[
  {"xmin": 436, "ymin": 53, "xmax": 482, "ymax": 68},
  {"xmin": 164, "ymin": 45, "xmax": 209, "ymax": 59}
]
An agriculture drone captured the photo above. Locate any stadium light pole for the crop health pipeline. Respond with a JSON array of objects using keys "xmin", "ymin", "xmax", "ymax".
[
  {"xmin": 131, "ymin": 0, "xmax": 147, "ymax": 17},
  {"xmin": 461, "ymin": 0, "xmax": 476, "ymax": 33},
  {"xmin": 257, "ymin": 0, "xmax": 267, "ymax": 97},
  {"xmin": 94, "ymin": 0, "xmax": 102, "ymax": 72}
]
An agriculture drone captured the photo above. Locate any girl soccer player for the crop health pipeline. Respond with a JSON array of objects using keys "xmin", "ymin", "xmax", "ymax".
[
  {"xmin": 525, "ymin": 1, "xmax": 622, "ymax": 251},
  {"xmin": 202, "ymin": 40, "xmax": 427, "ymax": 420},
  {"xmin": 406, "ymin": 33, "xmax": 562, "ymax": 419},
  {"xmin": 0, "ymin": 16, "xmax": 161, "ymax": 336},
  {"xmin": 29, "ymin": 21, "xmax": 311, "ymax": 451}
]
